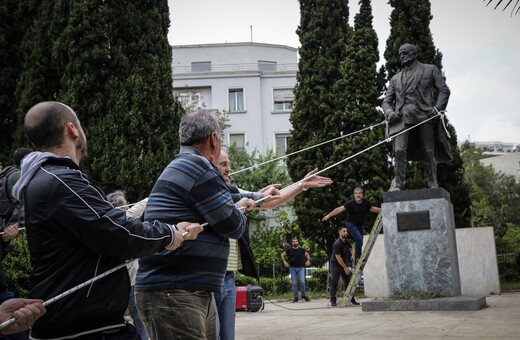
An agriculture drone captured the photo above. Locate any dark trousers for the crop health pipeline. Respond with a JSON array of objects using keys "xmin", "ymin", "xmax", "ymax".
[
  {"xmin": 393, "ymin": 123, "xmax": 437, "ymax": 188},
  {"xmin": 329, "ymin": 262, "xmax": 351, "ymax": 302}
]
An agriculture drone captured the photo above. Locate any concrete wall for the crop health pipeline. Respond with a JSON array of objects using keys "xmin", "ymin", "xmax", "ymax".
[{"xmin": 364, "ymin": 227, "xmax": 501, "ymax": 297}]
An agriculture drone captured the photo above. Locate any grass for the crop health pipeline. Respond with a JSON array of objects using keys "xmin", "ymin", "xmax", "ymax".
[{"xmin": 501, "ymin": 281, "xmax": 520, "ymax": 291}]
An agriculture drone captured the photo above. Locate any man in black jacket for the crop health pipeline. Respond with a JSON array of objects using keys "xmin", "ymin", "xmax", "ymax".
[{"xmin": 12, "ymin": 101, "xmax": 202, "ymax": 339}]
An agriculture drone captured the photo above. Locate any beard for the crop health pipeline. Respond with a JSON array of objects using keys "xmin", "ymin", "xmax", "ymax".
[{"xmin": 76, "ymin": 132, "xmax": 88, "ymax": 164}]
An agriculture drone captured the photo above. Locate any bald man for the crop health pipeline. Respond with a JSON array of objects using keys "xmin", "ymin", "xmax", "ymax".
[{"xmin": 12, "ymin": 101, "xmax": 202, "ymax": 339}]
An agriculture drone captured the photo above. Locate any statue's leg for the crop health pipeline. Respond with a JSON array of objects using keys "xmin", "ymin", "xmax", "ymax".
[
  {"xmin": 418, "ymin": 123, "xmax": 437, "ymax": 188},
  {"xmin": 393, "ymin": 130, "xmax": 409, "ymax": 190}
]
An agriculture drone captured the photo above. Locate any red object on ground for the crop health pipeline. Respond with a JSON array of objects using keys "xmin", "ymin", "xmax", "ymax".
[{"xmin": 235, "ymin": 285, "xmax": 264, "ymax": 312}]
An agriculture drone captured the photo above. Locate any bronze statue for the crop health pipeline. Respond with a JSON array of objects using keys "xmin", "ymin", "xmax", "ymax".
[{"xmin": 382, "ymin": 43, "xmax": 453, "ymax": 191}]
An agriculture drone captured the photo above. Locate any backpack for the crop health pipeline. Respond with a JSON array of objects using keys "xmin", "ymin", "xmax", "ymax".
[{"xmin": 0, "ymin": 166, "xmax": 18, "ymax": 219}]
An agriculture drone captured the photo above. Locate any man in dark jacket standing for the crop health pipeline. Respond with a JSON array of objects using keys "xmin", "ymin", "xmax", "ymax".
[
  {"xmin": 382, "ymin": 43, "xmax": 452, "ymax": 191},
  {"xmin": 12, "ymin": 101, "xmax": 202, "ymax": 339}
]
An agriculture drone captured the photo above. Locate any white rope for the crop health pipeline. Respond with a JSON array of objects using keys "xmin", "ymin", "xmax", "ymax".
[
  {"xmin": 279, "ymin": 112, "xmax": 444, "ymax": 192},
  {"xmin": 0, "ymin": 260, "xmax": 132, "ymax": 331},
  {"xmin": 230, "ymin": 121, "xmax": 385, "ymax": 176},
  {"xmin": 0, "ymin": 227, "xmax": 25, "ymax": 235},
  {"xmin": 0, "ymin": 116, "xmax": 443, "ymax": 331},
  {"xmin": 0, "ymin": 196, "xmax": 269, "ymax": 326}
]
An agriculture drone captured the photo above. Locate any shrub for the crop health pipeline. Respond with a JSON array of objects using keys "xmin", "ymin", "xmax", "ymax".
[
  {"xmin": 307, "ymin": 268, "xmax": 328, "ymax": 292},
  {"xmin": 259, "ymin": 277, "xmax": 291, "ymax": 295},
  {"xmin": 306, "ymin": 277, "xmax": 326, "ymax": 292},
  {"xmin": 235, "ymin": 273, "xmax": 258, "ymax": 286},
  {"xmin": 4, "ymin": 234, "xmax": 32, "ymax": 297}
]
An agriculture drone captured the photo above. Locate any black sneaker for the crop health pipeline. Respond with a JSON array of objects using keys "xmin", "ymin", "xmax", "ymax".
[
  {"xmin": 330, "ymin": 299, "xmax": 337, "ymax": 307},
  {"xmin": 293, "ymin": 298, "xmax": 298, "ymax": 303},
  {"xmin": 302, "ymin": 295, "xmax": 310, "ymax": 302},
  {"xmin": 351, "ymin": 296, "xmax": 360, "ymax": 306}
]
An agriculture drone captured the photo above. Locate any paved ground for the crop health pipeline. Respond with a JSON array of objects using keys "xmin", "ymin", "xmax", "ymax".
[{"xmin": 235, "ymin": 292, "xmax": 520, "ymax": 339}]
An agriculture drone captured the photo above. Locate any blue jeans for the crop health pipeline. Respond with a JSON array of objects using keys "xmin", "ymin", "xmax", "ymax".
[
  {"xmin": 129, "ymin": 286, "xmax": 148, "ymax": 340},
  {"xmin": 289, "ymin": 267, "xmax": 306, "ymax": 299},
  {"xmin": 213, "ymin": 271, "xmax": 236, "ymax": 340},
  {"xmin": 347, "ymin": 222, "xmax": 363, "ymax": 260},
  {"xmin": 136, "ymin": 289, "xmax": 216, "ymax": 340}
]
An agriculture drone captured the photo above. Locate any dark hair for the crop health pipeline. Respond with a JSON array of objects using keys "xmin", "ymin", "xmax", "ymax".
[
  {"xmin": 338, "ymin": 226, "xmax": 347, "ymax": 232},
  {"xmin": 179, "ymin": 110, "xmax": 220, "ymax": 146},
  {"xmin": 24, "ymin": 102, "xmax": 78, "ymax": 150},
  {"xmin": 13, "ymin": 148, "xmax": 32, "ymax": 167}
]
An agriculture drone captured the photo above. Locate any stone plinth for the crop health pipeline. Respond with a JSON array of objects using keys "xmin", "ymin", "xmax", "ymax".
[
  {"xmin": 383, "ymin": 188, "xmax": 461, "ymax": 297},
  {"xmin": 362, "ymin": 295, "xmax": 486, "ymax": 312}
]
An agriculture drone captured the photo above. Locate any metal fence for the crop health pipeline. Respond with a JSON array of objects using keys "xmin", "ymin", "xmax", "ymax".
[
  {"xmin": 495, "ymin": 240, "xmax": 520, "ymax": 281},
  {"xmin": 255, "ymin": 241, "xmax": 520, "ymax": 281},
  {"xmin": 256, "ymin": 256, "xmax": 330, "ymax": 279}
]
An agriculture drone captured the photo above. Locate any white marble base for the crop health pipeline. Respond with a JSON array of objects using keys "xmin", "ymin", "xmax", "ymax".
[{"xmin": 364, "ymin": 227, "xmax": 501, "ymax": 297}]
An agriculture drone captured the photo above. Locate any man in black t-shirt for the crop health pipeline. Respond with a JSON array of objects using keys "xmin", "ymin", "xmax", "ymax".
[
  {"xmin": 281, "ymin": 238, "xmax": 311, "ymax": 302},
  {"xmin": 322, "ymin": 188, "xmax": 380, "ymax": 262},
  {"xmin": 329, "ymin": 226, "xmax": 359, "ymax": 306}
]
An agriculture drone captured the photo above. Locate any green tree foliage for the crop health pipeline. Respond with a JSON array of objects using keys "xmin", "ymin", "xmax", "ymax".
[
  {"xmin": 0, "ymin": 1, "xmax": 39, "ymax": 162},
  {"xmin": 226, "ymin": 144, "xmax": 290, "ymax": 192},
  {"xmin": 289, "ymin": 0, "xmax": 389, "ymax": 254},
  {"xmin": 384, "ymin": 0, "xmax": 471, "ymax": 227},
  {"xmin": 4, "ymin": 235, "xmax": 32, "ymax": 297},
  {"xmin": 288, "ymin": 0, "xmax": 350, "ymax": 254},
  {"xmin": 12, "ymin": 0, "xmax": 181, "ymax": 202},
  {"xmin": 461, "ymin": 144, "xmax": 520, "ymax": 229}
]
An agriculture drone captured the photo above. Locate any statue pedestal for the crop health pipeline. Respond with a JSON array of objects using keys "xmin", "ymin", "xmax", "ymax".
[{"xmin": 382, "ymin": 188, "xmax": 461, "ymax": 297}]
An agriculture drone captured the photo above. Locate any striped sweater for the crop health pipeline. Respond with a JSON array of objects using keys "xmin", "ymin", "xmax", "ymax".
[{"xmin": 136, "ymin": 146, "xmax": 246, "ymax": 292}]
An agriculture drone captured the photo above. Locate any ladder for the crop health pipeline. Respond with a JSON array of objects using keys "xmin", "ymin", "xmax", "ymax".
[{"xmin": 340, "ymin": 180, "xmax": 394, "ymax": 307}]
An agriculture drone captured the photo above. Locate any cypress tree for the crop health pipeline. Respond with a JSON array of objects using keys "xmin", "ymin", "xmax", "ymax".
[
  {"xmin": 287, "ymin": 0, "xmax": 352, "ymax": 252},
  {"xmin": 321, "ymin": 0, "xmax": 391, "ymax": 251},
  {"xmin": 384, "ymin": 0, "xmax": 471, "ymax": 227},
  {"xmin": 0, "ymin": 1, "xmax": 40, "ymax": 160},
  {"xmin": 14, "ymin": 0, "xmax": 182, "ymax": 202}
]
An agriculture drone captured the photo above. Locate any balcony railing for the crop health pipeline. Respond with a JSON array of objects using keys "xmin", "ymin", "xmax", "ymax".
[{"xmin": 172, "ymin": 62, "xmax": 298, "ymax": 74}]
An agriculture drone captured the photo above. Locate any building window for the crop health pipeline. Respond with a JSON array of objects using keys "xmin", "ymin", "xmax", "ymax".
[
  {"xmin": 275, "ymin": 133, "xmax": 291, "ymax": 156},
  {"xmin": 258, "ymin": 60, "xmax": 277, "ymax": 71},
  {"xmin": 273, "ymin": 89, "xmax": 295, "ymax": 112},
  {"xmin": 177, "ymin": 92, "xmax": 201, "ymax": 110},
  {"xmin": 228, "ymin": 88, "xmax": 245, "ymax": 112},
  {"xmin": 191, "ymin": 61, "xmax": 211, "ymax": 72},
  {"xmin": 229, "ymin": 133, "xmax": 246, "ymax": 148}
]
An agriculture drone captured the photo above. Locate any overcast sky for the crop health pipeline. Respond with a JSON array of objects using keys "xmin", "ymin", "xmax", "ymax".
[{"xmin": 168, "ymin": 0, "xmax": 520, "ymax": 144}]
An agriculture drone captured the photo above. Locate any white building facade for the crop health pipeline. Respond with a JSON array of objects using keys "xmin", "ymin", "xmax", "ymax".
[{"xmin": 172, "ymin": 42, "xmax": 298, "ymax": 155}]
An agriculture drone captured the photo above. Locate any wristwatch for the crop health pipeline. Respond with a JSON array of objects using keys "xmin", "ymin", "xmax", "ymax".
[{"xmin": 298, "ymin": 181, "xmax": 307, "ymax": 191}]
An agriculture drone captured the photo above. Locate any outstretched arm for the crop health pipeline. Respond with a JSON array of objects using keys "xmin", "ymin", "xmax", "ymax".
[
  {"xmin": 322, "ymin": 206, "xmax": 346, "ymax": 222},
  {"xmin": 370, "ymin": 206, "xmax": 381, "ymax": 213},
  {"xmin": 259, "ymin": 168, "xmax": 333, "ymax": 209}
]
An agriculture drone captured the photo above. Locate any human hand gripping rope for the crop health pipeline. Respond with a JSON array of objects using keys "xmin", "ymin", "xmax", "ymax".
[
  {"xmin": 180, "ymin": 195, "xmax": 272, "ymax": 237},
  {"xmin": 0, "ymin": 194, "xmax": 271, "ymax": 331},
  {"xmin": 0, "ymin": 115, "xmax": 447, "ymax": 331}
]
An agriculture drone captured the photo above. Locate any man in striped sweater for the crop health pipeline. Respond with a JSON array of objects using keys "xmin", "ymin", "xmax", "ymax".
[{"xmin": 135, "ymin": 111, "xmax": 254, "ymax": 340}]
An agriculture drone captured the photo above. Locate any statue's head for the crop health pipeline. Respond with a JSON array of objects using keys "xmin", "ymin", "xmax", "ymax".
[{"xmin": 398, "ymin": 43, "xmax": 417, "ymax": 67}]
